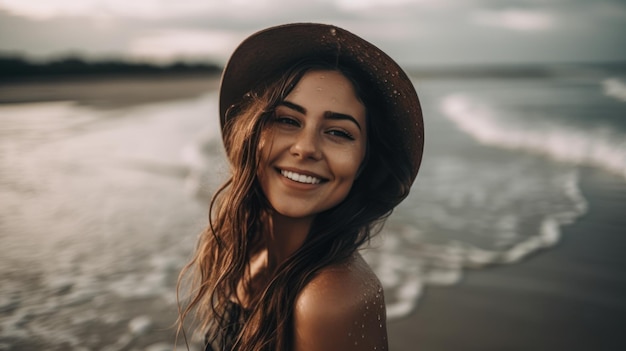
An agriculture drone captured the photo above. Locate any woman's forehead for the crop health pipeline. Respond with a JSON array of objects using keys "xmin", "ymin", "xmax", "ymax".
[{"xmin": 283, "ymin": 70, "xmax": 366, "ymax": 123}]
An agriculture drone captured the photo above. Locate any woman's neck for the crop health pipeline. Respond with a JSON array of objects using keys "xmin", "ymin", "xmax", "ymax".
[
  {"xmin": 264, "ymin": 213, "xmax": 313, "ymax": 273},
  {"xmin": 236, "ymin": 214, "xmax": 313, "ymax": 308}
]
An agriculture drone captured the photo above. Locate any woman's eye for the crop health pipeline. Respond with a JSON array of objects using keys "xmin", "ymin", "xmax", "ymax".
[
  {"xmin": 275, "ymin": 116, "xmax": 300, "ymax": 127},
  {"xmin": 327, "ymin": 129, "xmax": 355, "ymax": 140}
]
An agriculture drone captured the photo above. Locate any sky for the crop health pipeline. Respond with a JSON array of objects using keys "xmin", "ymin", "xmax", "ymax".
[{"xmin": 0, "ymin": 0, "xmax": 625, "ymax": 67}]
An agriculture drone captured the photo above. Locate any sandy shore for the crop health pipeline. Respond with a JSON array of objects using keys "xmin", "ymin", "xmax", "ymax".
[
  {"xmin": 0, "ymin": 74, "xmax": 220, "ymax": 108},
  {"xmin": 388, "ymin": 166, "xmax": 626, "ymax": 351}
]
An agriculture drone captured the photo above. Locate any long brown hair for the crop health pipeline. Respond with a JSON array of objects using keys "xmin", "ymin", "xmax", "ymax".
[{"xmin": 177, "ymin": 57, "xmax": 413, "ymax": 351}]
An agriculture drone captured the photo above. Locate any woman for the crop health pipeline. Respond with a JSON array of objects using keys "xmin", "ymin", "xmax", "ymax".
[{"xmin": 178, "ymin": 23, "xmax": 424, "ymax": 351}]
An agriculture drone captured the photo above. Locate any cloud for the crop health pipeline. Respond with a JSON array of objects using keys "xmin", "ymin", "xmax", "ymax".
[
  {"xmin": 0, "ymin": 0, "xmax": 226, "ymax": 20},
  {"xmin": 0, "ymin": 0, "xmax": 329, "ymax": 21},
  {"xmin": 1, "ymin": 0, "xmax": 625, "ymax": 65},
  {"xmin": 471, "ymin": 8, "xmax": 555, "ymax": 31},
  {"xmin": 335, "ymin": 0, "xmax": 444, "ymax": 11},
  {"xmin": 128, "ymin": 29, "xmax": 243, "ymax": 62},
  {"xmin": 0, "ymin": 0, "xmax": 90, "ymax": 19}
]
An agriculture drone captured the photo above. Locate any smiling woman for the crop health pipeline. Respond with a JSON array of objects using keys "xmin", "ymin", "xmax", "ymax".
[
  {"xmin": 177, "ymin": 23, "xmax": 424, "ymax": 351},
  {"xmin": 258, "ymin": 70, "xmax": 367, "ymax": 221}
]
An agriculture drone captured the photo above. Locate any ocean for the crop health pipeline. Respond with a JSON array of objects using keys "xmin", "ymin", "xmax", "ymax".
[
  {"xmin": 1, "ymin": 66, "xmax": 625, "ymax": 350},
  {"xmin": 371, "ymin": 67, "xmax": 626, "ymax": 319}
]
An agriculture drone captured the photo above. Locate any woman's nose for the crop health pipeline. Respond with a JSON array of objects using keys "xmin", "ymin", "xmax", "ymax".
[{"xmin": 290, "ymin": 129, "xmax": 322, "ymax": 160}]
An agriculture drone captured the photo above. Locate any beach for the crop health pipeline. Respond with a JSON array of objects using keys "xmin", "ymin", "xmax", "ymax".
[
  {"xmin": 1, "ymin": 72, "xmax": 625, "ymax": 350},
  {"xmin": 0, "ymin": 75, "xmax": 220, "ymax": 351},
  {"xmin": 0, "ymin": 74, "xmax": 219, "ymax": 107},
  {"xmin": 388, "ymin": 166, "xmax": 626, "ymax": 351}
]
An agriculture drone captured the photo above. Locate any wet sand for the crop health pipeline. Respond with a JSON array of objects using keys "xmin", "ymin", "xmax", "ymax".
[
  {"xmin": 0, "ymin": 74, "xmax": 220, "ymax": 108},
  {"xmin": 388, "ymin": 167, "xmax": 626, "ymax": 351}
]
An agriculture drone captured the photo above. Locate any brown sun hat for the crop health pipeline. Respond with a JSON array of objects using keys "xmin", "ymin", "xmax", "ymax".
[{"xmin": 219, "ymin": 22, "xmax": 424, "ymax": 183}]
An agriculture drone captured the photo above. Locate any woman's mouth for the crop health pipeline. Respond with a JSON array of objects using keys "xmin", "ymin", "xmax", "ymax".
[{"xmin": 280, "ymin": 169, "xmax": 323, "ymax": 184}]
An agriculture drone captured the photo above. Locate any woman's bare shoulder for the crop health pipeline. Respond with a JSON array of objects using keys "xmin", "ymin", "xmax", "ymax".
[
  {"xmin": 297, "ymin": 252, "xmax": 383, "ymax": 305},
  {"xmin": 293, "ymin": 253, "xmax": 388, "ymax": 351}
]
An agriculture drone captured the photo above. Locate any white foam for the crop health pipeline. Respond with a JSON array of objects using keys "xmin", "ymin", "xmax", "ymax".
[
  {"xmin": 364, "ymin": 140, "xmax": 588, "ymax": 320},
  {"xmin": 603, "ymin": 78, "xmax": 626, "ymax": 102},
  {"xmin": 129, "ymin": 316, "xmax": 153, "ymax": 335},
  {"xmin": 441, "ymin": 93, "xmax": 626, "ymax": 179},
  {"xmin": 369, "ymin": 208, "xmax": 578, "ymax": 320},
  {"xmin": 385, "ymin": 277, "xmax": 423, "ymax": 319},
  {"xmin": 0, "ymin": 91, "xmax": 224, "ymax": 349},
  {"xmin": 179, "ymin": 92, "xmax": 230, "ymax": 199}
]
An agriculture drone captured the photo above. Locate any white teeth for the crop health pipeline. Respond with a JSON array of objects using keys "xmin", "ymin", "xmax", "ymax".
[{"xmin": 280, "ymin": 170, "xmax": 321, "ymax": 184}]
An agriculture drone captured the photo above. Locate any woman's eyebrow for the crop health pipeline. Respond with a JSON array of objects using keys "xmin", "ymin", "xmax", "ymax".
[
  {"xmin": 279, "ymin": 100, "xmax": 362, "ymax": 131},
  {"xmin": 324, "ymin": 111, "xmax": 362, "ymax": 131},
  {"xmin": 278, "ymin": 101, "xmax": 306, "ymax": 114}
]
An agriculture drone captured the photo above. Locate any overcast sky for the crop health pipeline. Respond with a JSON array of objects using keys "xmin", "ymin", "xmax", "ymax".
[{"xmin": 1, "ymin": 0, "xmax": 625, "ymax": 67}]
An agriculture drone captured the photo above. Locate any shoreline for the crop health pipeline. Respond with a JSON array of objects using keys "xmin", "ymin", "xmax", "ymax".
[
  {"xmin": 388, "ymin": 166, "xmax": 626, "ymax": 351},
  {"xmin": 0, "ymin": 73, "xmax": 220, "ymax": 108}
]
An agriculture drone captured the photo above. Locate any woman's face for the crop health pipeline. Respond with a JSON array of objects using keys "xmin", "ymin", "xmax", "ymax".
[{"xmin": 258, "ymin": 69, "xmax": 367, "ymax": 221}]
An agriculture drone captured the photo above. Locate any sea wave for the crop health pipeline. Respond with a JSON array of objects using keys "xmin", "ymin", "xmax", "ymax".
[
  {"xmin": 603, "ymin": 77, "xmax": 626, "ymax": 102},
  {"xmin": 440, "ymin": 93, "xmax": 626, "ymax": 179},
  {"xmin": 364, "ymin": 166, "xmax": 587, "ymax": 320}
]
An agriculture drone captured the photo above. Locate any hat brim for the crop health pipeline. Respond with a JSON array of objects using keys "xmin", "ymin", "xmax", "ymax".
[{"xmin": 219, "ymin": 22, "xmax": 423, "ymax": 182}]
